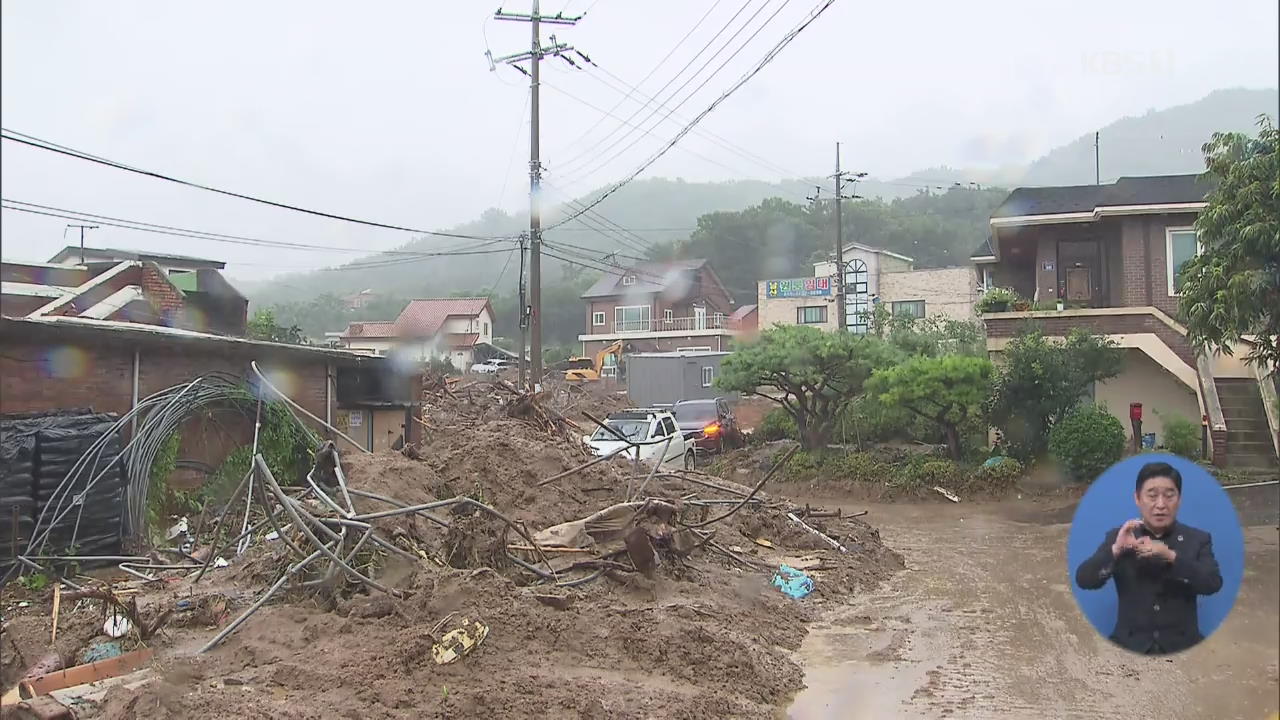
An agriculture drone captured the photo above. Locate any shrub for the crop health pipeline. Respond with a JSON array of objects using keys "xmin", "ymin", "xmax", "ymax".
[
  {"xmin": 756, "ymin": 408, "xmax": 798, "ymax": 442},
  {"xmin": 975, "ymin": 287, "xmax": 1020, "ymax": 313},
  {"xmin": 1160, "ymin": 413, "xmax": 1201, "ymax": 459},
  {"xmin": 1048, "ymin": 405, "xmax": 1126, "ymax": 482},
  {"xmin": 889, "ymin": 455, "xmax": 963, "ymax": 491},
  {"xmin": 969, "ymin": 456, "xmax": 1025, "ymax": 491},
  {"xmin": 824, "ymin": 451, "xmax": 891, "ymax": 483}
]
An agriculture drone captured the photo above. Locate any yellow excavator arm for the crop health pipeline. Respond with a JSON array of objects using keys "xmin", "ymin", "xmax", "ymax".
[{"xmin": 565, "ymin": 340, "xmax": 626, "ymax": 381}]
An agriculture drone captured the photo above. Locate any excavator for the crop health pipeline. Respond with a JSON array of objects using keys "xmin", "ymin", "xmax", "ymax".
[{"xmin": 563, "ymin": 340, "xmax": 630, "ymax": 382}]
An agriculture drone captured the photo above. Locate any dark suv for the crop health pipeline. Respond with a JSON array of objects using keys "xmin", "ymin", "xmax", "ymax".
[{"xmin": 672, "ymin": 398, "xmax": 741, "ymax": 454}]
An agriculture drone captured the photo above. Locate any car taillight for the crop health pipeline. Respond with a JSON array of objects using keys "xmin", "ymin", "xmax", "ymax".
[{"xmin": 703, "ymin": 422, "xmax": 721, "ymax": 436}]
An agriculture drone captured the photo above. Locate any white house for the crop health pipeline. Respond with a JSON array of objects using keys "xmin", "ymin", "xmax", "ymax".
[{"xmin": 336, "ymin": 297, "xmax": 494, "ymax": 371}]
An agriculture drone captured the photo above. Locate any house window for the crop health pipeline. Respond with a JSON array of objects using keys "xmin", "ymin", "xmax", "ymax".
[
  {"xmin": 663, "ymin": 309, "xmax": 674, "ymax": 323},
  {"xmin": 713, "ymin": 312, "xmax": 725, "ymax": 327},
  {"xmin": 1166, "ymin": 228, "xmax": 1200, "ymax": 295},
  {"xmin": 592, "ymin": 311, "xmax": 606, "ymax": 327},
  {"xmin": 797, "ymin": 306, "xmax": 827, "ymax": 324},
  {"xmin": 844, "ymin": 259, "xmax": 870, "ymax": 334},
  {"xmin": 614, "ymin": 305, "xmax": 651, "ymax": 332},
  {"xmin": 982, "ymin": 267, "xmax": 994, "ymax": 290},
  {"xmin": 891, "ymin": 300, "xmax": 926, "ymax": 319},
  {"xmin": 621, "ymin": 274, "xmax": 637, "ymax": 286},
  {"xmin": 483, "ymin": 322, "xmax": 489, "ymax": 336},
  {"xmin": 701, "ymin": 366, "xmax": 715, "ymax": 387}
]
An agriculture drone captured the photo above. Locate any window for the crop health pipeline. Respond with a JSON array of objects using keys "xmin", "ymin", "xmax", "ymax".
[
  {"xmin": 982, "ymin": 267, "xmax": 994, "ymax": 290},
  {"xmin": 796, "ymin": 305, "xmax": 827, "ymax": 324},
  {"xmin": 891, "ymin": 300, "xmax": 926, "ymax": 319},
  {"xmin": 701, "ymin": 366, "xmax": 715, "ymax": 387},
  {"xmin": 592, "ymin": 311, "xmax": 606, "ymax": 327},
  {"xmin": 621, "ymin": 274, "xmax": 637, "ymax": 286},
  {"xmin": 663, "ymin": 308, "xmax": 674, "ymax": 323},
  {"xmin": 660, "ymin": 417, "xmax": 677, "ymax": 437},
  {"xmin": 483, "ymin": 322, "xmax": 489, "ymax": 336},
  {"xmin": 1166, "ymin": 228, "xmax": 1200, "ymax": 296},
  {"xmin": 844, "ymin": 259, "xmax": 870, "ymax": 334},
  {"xmin": 614, "ymin": 305, "xmax": 651, "ymax": 332},
  {"xmin": 713, "ymin": 312, "xmax": 725, "ymax": 327}
]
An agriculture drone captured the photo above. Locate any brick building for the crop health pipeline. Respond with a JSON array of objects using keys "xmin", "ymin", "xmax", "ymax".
[{"xmin": 973, "ymin": 174, "xmax": 1278, "ymax": 468}]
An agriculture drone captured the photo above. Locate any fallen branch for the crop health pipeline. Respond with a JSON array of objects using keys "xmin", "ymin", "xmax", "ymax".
[
  {"xmin": 785, "ymin": 512, "xmax": 848, "ymax": 553},
  {"xmin": 680, "ymin": 446, "xmax": 798, "ymax": 529}
]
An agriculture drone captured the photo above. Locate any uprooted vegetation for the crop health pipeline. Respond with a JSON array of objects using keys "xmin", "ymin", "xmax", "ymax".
[{"xmin": 1, "ymin": 377, "xmax": 902, "ymax": 719}]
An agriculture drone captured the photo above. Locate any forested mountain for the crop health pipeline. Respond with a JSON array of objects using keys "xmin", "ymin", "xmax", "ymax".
[{"xmin": 251, "ymin": 87, "xmax": 1276, "ymax": 351}]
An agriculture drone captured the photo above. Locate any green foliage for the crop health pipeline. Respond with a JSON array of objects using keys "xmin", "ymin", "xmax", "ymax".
[
  {"xmin": 1048, "ymin": 405, "xmax": 1126, "ymax": 482},
  {"xmin": 17, "ymin": 572, "xmax": 49, "ymax": 592},
  {"xmin": 1160, "ymin": 413, "xmax": 1201, "ymax": 459},
  {"xmin": 825, "ymin": 451, "xmax": 891, "ymax": 483},
  {"xmin": 1179, "ymin": 114, "xmax": 1279, "ymax": 372},
  {"xmin": 889, "ymin": 457, "xmax": 965, "ymax": 490},
  {"xmin": 971, "ymin": 456, "xmax": 1025, "ymax": 490},
  {"xmin": 872, "ymin": 307, "xmax": 985, "ymax": 357},
  {"xmin": 145, "ymin": 432, "xmax": 198, "ymax": 544},
  {"xmin": 990, "ymin": 328, "xmax": 1124, "ymax": 460},
  {"xmin": 755, "ymin": 408, "xmax": 797, "ymax": 442},
  {"xmin": 425, "ymin": 356, "xmax": 457, "ymax": 376},
  {"xmin": 211, "ymin": 401, "xmax": 316, "ymax": 496},
  {"xmin": 975, "ymin": 287, "xmax": 1020, "ymax": 313},
  {"xmin": 867, "ymin": 355, "xmax": 995, "ymax": 460},
  {"xmin": 246, "ymin": 308, "xmax": 307, "ymax": 345},
  {"xmin": 718, "ymin": 325, "xmax": 899, "ymax": 449}
]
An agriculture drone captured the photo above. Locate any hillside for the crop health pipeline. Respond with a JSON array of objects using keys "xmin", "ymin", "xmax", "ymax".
[{"xmin": 248, "ymin": 86, "xmax": 1277, "ymax": 333}]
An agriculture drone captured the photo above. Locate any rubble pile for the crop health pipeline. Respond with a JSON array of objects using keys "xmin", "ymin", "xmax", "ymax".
[{"xmin": 1, "ymin": 386, "xmax": 903, "ymax": 719}]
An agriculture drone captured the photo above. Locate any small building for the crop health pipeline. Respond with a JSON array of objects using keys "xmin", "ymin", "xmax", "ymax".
[
  {"xmin": 626, "ymin": 350, "xmax": 733, "ymax": 408},
  {"xmin": 577, "ymin": 259, "xmax": 741, "ymax": 357},
  {"xmin": 343, "ymin": 289, "xmax": 378, "ymax": 310},
  {"xmin": 757, "ymin": 242, "xmax": 979, "ymax": 333},
  {"xmin": 334, "ymin": 297, "xmax": 495, "ymax": 371}
]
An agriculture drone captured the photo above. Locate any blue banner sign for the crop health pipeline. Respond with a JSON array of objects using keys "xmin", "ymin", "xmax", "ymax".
[{"xmin": 765, "ymin": 277, "xmax": 832, "ymax": 298}]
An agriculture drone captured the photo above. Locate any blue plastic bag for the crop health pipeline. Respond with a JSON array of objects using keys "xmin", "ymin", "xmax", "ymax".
[{"xmin": 772, "ymin": 563, "xmax": 814, "ymax": 599}]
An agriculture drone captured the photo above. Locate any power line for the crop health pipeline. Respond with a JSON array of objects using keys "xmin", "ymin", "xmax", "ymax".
[
  {"xmin": 0, "ymin": 129, "xmax": 511, "ymax": 241},
  {"xmin": 0, "ymin": 199, "xmax": 513, "ymax": 258},
  {"xmin": 552, "ymin": 0, "xmax": 795, "ymax": 187},
  {"xmin": 547, "ymin": 0, "xmax": 837, "ymax": 231}
]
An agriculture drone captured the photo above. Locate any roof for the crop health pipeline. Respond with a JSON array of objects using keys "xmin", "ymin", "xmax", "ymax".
[
  {"xmin": 841, "ymin": 242, "xmax": 914, "ymax": 264},
  {"xmin": 728, "ymin": 304, "xmax": 757, "ymax": 321},
  {"xmin": 444, "ymin": 333, "xmax": 479, "ymax": 348},
  {"xmin": 629, "ymin": 350, "xmax": 732, "ymax": 359},
  {"xmin": 393, "ymin": 297, "xmax": 492, "ymax": 337},
  {"xmin": 48, "ymin": 246, "xmax": 227, "ymax": 269},
  {"xmin": 580, "ymin": 259, "xmax": 710, "ymax": 299},
  {"xmin": 340, "ymin": 321, "xmax": 397, "ymax": 338},
  {"xmin": 1, "ymin": 315, "xmax": 382, "ymax": 365},
  {"xmin": 991, "ymin": 174, "xmax": 1215, "ymax": 219},
  {"xmin": 969, "ymin": 236, "xmax": 996, "ymax": 260}
]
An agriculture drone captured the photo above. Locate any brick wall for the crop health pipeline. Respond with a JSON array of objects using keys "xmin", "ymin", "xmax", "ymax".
[
  {"xmin": 984, "ymin": 312, "xmax": 1194, "ymax": 366},
  {"xmin": 140, "ymin": 263, "xmax": 186, "ymax": 326},
  {"xmin": 879, "ymin": 266, "xmax": 977, "ymax": 320}
]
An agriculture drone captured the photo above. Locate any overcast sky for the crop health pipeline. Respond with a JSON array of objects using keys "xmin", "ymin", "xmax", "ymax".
[{"xmin": 2, "ymin": 0, "xmax": 1276, "ymax": 281}]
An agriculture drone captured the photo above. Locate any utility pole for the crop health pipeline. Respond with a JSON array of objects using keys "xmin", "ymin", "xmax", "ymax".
[
  {"xmin": 489, "ymin": 3, "xmax": 581, "ymax": 389},
  {"xmin": 66, "ymin": 224, "xmax": 99, "ymax": 264},
  {"xmin": 1094, "ymin": 131, "xmax": 1100, "ymax": 185},
  {"xmin": 517, "ymin": 232, "xmax": 529, "ymax": 388},
  {"xmin": 829, "ymin": 145, "xmax": 865, "ymax": 332}
]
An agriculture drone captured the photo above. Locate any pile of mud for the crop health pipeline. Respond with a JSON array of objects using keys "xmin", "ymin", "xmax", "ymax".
[{"xmin": 2, "ymin": 395, "xmax": 903, "ymax": 719}]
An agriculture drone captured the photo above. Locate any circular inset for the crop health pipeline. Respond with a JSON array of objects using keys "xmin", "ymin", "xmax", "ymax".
[{"xmin": 1066, "ymin": 453, "xmax": 1245, "ymax": 655}]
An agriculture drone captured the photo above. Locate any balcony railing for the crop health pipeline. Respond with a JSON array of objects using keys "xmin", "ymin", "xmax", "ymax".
[{"xmin": 607, "ymin": 315, "xmax": 729, "ymax": 334}]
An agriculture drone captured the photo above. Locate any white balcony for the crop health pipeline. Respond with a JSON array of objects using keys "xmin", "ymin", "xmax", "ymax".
[{"xmin": 612, "ymin": 315, "xmax": 728, "ymax": 334}]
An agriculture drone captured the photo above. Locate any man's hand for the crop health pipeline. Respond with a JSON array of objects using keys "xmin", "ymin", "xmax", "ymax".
[
  {"xmin": 1112, "ymin": 519, "xmax": 1142, "ymax": 557},
  {"xmin": 1135, "ymin": 537, "xmax": 1176, "ymax": 563}
]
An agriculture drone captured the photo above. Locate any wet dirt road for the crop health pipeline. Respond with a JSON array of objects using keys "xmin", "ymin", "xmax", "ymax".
[{"xmin": 787, "ymin": 497, "xmax": 1280, "ymax": 720}]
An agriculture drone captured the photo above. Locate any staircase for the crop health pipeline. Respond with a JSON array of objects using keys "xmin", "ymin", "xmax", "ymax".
[{"xmin": 1215, "ymin": 378, "xmax": 1280, "ymax": 471}]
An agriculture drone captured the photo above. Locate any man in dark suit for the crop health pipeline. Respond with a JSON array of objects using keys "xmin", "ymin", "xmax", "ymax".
[{"xmin": 1075, "ymin": 461, "xmax": 1223, "ymax": 654}]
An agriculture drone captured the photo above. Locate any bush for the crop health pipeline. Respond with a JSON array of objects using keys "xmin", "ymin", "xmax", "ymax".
[
  {"xmin": 1160, "ymin": 413, "xmax": 1201, "ymax": 459},
  {"xmin": 889, "ymin": 455, "xmax": 963, "ymax": 490},
  {"xmin": 969, "ymin": 456, "xmax": 1025, "ymax": 491},
  {"xmin": 825, "ymin": 451, "xmax": 891, "ymax": 483},
  {"xmin": 756, "ymin": 408, "xmax": 797, "ymax": 442},
  {"xmin": 1048, "ymin": 405, "xmax": 1126, "ymax": 481}
]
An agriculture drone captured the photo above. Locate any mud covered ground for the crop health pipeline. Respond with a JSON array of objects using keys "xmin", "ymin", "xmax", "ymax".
[{"xmin": 787, "ymin": 487, "xmax": 1280, "ymax": 720}]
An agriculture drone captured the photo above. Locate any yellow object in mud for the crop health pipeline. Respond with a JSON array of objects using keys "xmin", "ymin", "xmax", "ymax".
[{"xmin": 431, "ymin": 618, "xmax": 490, "ymax": 665}]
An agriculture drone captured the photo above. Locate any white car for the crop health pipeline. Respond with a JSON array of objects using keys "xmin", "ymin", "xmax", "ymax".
[
  {"xmin": 583, "ymin": 409, "xmax": 695, "ymax": 470},
  {"xmin": 470, "ymin": 359, "xmax": 515, "ymax": 374}
]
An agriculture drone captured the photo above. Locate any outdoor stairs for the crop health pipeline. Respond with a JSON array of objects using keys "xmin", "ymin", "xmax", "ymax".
[{"xmin": 1215, "ymin": 378, "xmax": 1280, "ymax": 472}]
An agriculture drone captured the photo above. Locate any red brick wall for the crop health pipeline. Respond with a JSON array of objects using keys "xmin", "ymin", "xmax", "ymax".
[
  {"xmin": 140, "ymin": 263, "xmax": 186, "ymax": 326},
  {"xmin": 984, "ymin": 313, "xmax": 1194, "ymax": 367}
]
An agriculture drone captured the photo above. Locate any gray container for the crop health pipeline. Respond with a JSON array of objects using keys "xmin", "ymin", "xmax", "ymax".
[{"xmin": 626, "ymin": 351, "xmax": 734, "ymax": 408}]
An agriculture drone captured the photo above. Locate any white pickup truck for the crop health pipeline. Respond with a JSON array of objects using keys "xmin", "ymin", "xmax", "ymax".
[{"xmin": 583, "ymin": 409, "xmax": 695, "ymax": 470}]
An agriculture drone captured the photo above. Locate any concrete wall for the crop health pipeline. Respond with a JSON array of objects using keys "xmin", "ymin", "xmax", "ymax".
[
  {"xmin": 879, "ymin": 266, "xmax": 978, "ymax": 321},
  {"xmin": 441, "ymin": 308, "xmax": 494, "ymax": 343},
  {"xmin": 755, "ymin": 280, "xmax": 838, "ymax": 331},
  {"xmin": 1095, "ymin": 348, "xmax": 1201, "ymax": 444}
]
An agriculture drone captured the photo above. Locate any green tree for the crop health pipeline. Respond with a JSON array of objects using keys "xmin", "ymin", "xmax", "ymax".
[
  {"xmin": 989, "ymin": 328, "xmax": 1124, "ymax": 459},
  {"xmin": 246, "ymin": 308, "xmax": 306, "ymax": 344},
  {"xmin": 871, "ymin": 305, "xmax": 985, "ymax": 357},
  {"xmin": 867, "ymin": 355, "xmax": 994, "ymax": 460},
  {"xmin": 717, "ymin": 325, "xmax": 898, "ymax": 450},
  {"xmin": 1179, "ymin": 114, "xmax": 1279, "ymax": 372}
]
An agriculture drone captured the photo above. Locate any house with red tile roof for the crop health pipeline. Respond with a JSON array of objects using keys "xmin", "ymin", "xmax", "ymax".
[{"xmin": 335, "ymin": 297, "xmax": 494, "ymax": 370}]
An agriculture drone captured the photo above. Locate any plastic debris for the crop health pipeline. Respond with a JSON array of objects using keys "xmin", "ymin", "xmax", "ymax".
[
  {"xmin": 771, "ymin": 564, "xmax": 814, "ymax": 599},
  {"xmin": 933, "ymin": 486, "xmax": 961, "ymax": 503},
  {"xmin": 264, "ymin": 530, "xmax": 280, "ymax": 541},
  {"xmin": 431, "ymin": 618, "xmax": 490, "ymax": 665},
  {"xmin": 166, "ymin": 517, "xmax": 189, "ymax": 541},
  {"xmin": 80, "ymin": 641, "xmax": 124, "ymax": 664},
  {"xmin": 753, "ymin": 538, "xmax": 775, "ymax": 548},
  {"xmin": 213, "ymin": 557, "xmax": 229, "ymax": 568},
  {"xmin": 103, "ymin": 613, "xmax": 131, "ymax": 638}
]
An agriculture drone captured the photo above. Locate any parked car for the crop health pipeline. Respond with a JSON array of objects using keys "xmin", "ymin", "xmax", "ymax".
[
  {"xmin": 672, "ymin": 398, "xmax": 742, "ymax": 454},
  {"xmin": 583, "ymin": 409, "xmax": 694, "ymax": 470},
  {"xmin": 470, "ymin": 359, "xmax": 515, "ymax": 374}
]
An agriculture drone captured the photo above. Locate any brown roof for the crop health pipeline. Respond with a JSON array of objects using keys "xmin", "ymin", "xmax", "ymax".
[
  {"xmin": 340, "ymin": 321, "xmax": 396, "ymax": 338},
  {"xmin": 445, "ymin": 333, "xmax": 480, "ymax": 348},
  {"xmin": 393, "ymin": 297, "xmax": 491, "ymax": 338},
  {"xmin": 728, "ymin": 304, "xmax": 758, "ymax": 330}
]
